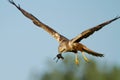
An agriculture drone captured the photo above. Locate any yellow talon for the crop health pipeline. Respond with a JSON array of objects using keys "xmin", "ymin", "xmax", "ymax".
[
  {"xmin": 82, "ymin": 52, "xmax": 89, "ymax": 62},
  {"xmin": 75, "ymin": 58, "xmax": 79, "ymax": 65},
  {"xmin": 75, "ymin": 54, "xmax": 79, "ymax": 65}
]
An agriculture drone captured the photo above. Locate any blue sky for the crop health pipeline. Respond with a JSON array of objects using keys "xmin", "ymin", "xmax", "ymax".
[{"xmin": 1, "ymin": 0, "xmax": 120, "ymax": 80}]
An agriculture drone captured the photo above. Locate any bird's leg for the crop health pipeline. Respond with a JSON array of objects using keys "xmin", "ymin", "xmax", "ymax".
[
  {"xmin": 82, "ymin": 52, "xmax": 89, "ymax": 62},
  {"xmin": 75, "ymin": 53, "xmax": 79, "ymax": 65}
]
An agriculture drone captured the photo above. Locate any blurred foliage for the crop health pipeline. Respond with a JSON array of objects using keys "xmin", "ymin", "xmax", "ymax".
[{"xmin": 30, "ymin": 55, "xmax": 120, "ymax": 80}]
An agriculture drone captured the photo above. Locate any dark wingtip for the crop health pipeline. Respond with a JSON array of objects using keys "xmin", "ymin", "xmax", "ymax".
[
  {"xmin": 100, "ymin": 54, "xmax": 104, "ymax": 57},
  {"xmin": 8, "ymin": 0, "xmax": 15, "ymax": 5},
  {"xmin": 111, "ymin": 16, "xmax": 120, "ymax": 22},
  {"xmin": 97, "ymin": 53, "xmax": 104, "ymax": 57},
  {"xmin": 8, "ymin": 0, "xmax": 21, "ymax": 9},
  {"xmin": 115, "ymin": 16, "xmax": 120, "ymax": 20}
]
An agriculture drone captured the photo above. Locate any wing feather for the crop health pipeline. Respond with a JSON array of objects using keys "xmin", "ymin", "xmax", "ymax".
[
  {"xmin": 9, "ymin": 0, "xmax": 68, "ymax": 42},
  {"xmin": 71, "ymin": 16, "xmax": 120, "ymax": 42}
]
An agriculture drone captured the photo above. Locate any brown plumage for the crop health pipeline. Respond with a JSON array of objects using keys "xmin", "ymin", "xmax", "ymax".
[{"xmin": 9, "ymin": 0, "xmax": 120, "ymax": 64}]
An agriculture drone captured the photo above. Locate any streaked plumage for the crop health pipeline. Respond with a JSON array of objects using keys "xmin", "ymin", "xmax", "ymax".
[{"xmin": 9, "ymin": 0, "xmax": 120, "ymax": 64}]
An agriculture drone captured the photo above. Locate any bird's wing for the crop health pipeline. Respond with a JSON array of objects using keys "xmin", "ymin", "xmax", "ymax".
[
  {"xmin": 9, "ymin": 0, "xmax": 68, "ymax": 43},
  {"xmin": 71, "ymin": 16, "xmax": 120, "ymax": 43}
]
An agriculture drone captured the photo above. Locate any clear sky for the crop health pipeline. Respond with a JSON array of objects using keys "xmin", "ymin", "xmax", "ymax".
[{"xmin": 1, "ymin": 0, "xmax": 120, "ymax": 80}]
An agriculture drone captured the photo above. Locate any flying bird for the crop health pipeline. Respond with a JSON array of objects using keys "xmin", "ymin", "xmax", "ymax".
[{"xmin": 9, "ymin": 0, "xmax": 120, "ymax": 64}]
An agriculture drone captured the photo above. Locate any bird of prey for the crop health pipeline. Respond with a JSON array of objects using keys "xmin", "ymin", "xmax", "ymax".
[{"xmin": 9, "ymin": 0, "xmax": 120, "ymax": 64}]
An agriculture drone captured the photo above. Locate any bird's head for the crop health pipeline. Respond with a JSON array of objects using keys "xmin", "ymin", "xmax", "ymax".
[
  {"xmin": 53, "ymin": 42, "xmax": 67, "ymax": 62},
  {"xmin": 54, "ymin": 45, "xmax": 65, "ymax": 62},
  {"xmin": 58, "ymin": 41, "xmax": 68, "ymax": 53}
]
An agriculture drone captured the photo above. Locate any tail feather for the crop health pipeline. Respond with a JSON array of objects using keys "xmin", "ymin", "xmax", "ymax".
[{"xmin": 83, "ymin": 46, "xmax": 104, "ymax": 57}]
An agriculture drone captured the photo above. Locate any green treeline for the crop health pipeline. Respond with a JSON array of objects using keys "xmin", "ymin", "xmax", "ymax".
[{"xmin": 31, "ymin": 56, "xmax": 120, "ymax": 80}]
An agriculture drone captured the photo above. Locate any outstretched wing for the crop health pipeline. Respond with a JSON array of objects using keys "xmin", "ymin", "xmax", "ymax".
[
  {"xmin": 71, "ymin": 16, "xmax": 120, "ymax": 43},
  {"xmin": 9, "ymin": 0, "xmax": 68, "ymax": 43}
]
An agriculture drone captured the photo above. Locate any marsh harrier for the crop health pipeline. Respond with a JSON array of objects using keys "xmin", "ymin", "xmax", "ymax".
[{"xmin": 9, "ymin": 0, "xmax": 120, "ymax": 64}]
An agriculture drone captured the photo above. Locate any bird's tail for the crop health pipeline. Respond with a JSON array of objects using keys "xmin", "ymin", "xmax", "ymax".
[{"xmin": 82, "ymin": 46, "xmax": 104, "ymax": 57}]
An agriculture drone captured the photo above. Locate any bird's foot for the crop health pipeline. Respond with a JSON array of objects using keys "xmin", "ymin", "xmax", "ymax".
[
  {"xmin": 82, "ymin": 52, "xmax": 90, "ymax": 62},
  {"xmin": 84, "ymin": 57, "xmax": 89, "ymax": 62},
  {"xmin": 75, "ymin": 54, "xmax": 79, "ymax": 65}
]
